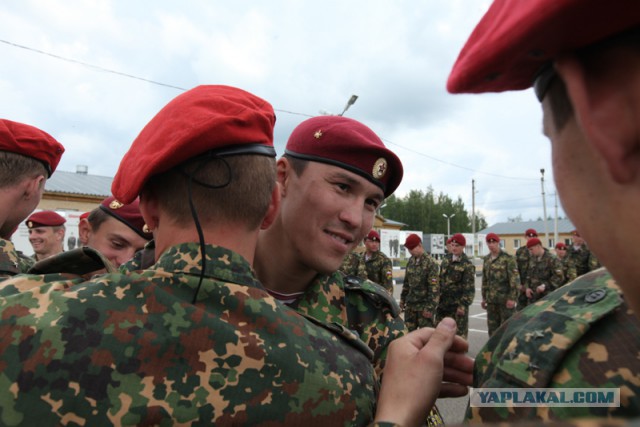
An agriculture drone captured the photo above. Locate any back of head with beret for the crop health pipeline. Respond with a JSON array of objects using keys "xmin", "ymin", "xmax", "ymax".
[
  {"xmin": 0, "ymin": 119, "xmax": 65, "ymax": 177},
  {"xmin": 285, "ymin": 116, "xmax": 403, "ymax": 197},
  {"xmin": 112, "ymin": 85, "xmax": 276, "ymax": 204}
]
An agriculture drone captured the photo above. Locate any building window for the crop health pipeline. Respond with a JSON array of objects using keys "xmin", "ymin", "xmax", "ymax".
[
  {"xmin": 548, "ymin": 239, "xmax": 554, "ymax": 248},
  {"xmin": 514, "ymin": 239, "xmax": 521, "ymax": 249}
]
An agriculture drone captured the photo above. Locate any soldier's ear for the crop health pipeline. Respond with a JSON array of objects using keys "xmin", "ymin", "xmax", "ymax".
[
  {"xmin": 260, "ymin": 184, "xmax": 281, "ymax": 230},
  {"xmin": 276, "ymin": 158, "xmax": 291, "ymax": 197}
]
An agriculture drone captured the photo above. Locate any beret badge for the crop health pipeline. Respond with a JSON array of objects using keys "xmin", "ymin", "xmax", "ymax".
[
  {"xmin": 27, "ymin": 221, "xmax": 33, "ymax": 228},
  {"xmin": 313, "ymin": 130, "xmax": 323, "ymax": 139},
  {"xmin": 109, "ymin": 200, "xmax": 125, "ymax": 210},
  {"xmin": 373, "ymin": 158, "xmax": 387, "ymax": 179}
]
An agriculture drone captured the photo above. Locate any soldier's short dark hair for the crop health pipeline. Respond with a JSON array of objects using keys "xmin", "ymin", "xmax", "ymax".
[
  {"xmin": 0, "ymin": 151, "xmax": 48, "ymax": 188},
  {"xmin": 141, "ymin": 154, "xmax": 276, "ymax": 230},
  {"xmin": 283, "ymin": 154, "xmax": 308, "ymax": 177}
]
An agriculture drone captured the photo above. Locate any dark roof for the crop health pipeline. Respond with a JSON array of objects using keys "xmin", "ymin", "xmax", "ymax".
[
  {"xmin": 480, "ymin": 218, "xmax": 575, "ymax": 235},
  {"xmin": 45, "ymin": 170, "xmax": 113, "ymax": 197}
]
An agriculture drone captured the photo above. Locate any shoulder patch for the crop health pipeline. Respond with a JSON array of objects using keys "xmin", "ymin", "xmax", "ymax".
[{"xmin": 343, "ymin": 275, "xmax": 401, "ymax": 317}]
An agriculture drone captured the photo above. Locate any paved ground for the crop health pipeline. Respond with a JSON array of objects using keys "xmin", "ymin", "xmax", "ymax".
[{"xmin": 392, "ymin": 273, "xmax": 488, "ymax": 425}]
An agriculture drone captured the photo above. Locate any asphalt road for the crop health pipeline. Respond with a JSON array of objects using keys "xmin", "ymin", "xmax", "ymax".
[{"xmin": 392, "ymin": 273, "xmax": 488, "ymax": 425}]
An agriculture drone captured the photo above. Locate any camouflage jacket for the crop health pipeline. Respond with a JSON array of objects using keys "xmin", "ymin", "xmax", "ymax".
[
  {"xmin": 0, "ymin": 238, "xmax": 21, "ymax": 281},
  {"xmin": 469, "ymin": 268, "xmax": 640, "ymax": 422},
  {"xmin": 288, "ymin": 270, "xmax": 406, "ymax": 377},
  {"xmin": 482, "ymin": 250, "xmax": 520, "ymax": 304},
  {"xmin": 568, "ymin": 244, "xmax": 597, "ymax": 277},
  {"xmin": 364, "ymin": 251, "xmax": 394, "ymax": 293},
  {"xmin": 559, "ymin": 255, "xmax": 578, "ymax": 284},
  {"xmin": 526, "ymin": 249, "xmax": 565, "ymax": 300},
  {"xmin": 516, "ymin": 245, "xmax": 531, "ymax": 286},
  {"xmin": 439, "ymin": 252, "xmax": 475, "ymax": 310},
  {"xmin": 400, "ymin": 252, "xmax": 439, "ymax": 313},
  {"xmin": 0, "ymin": 243, "xmax": 377, "ymax": 426},
  {"xmin": 339, "ymin": 251, "xmax": 368, "ymax": 280}
]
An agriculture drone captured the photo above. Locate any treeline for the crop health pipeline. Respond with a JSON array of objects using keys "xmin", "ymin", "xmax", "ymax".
[{"xmin": 382, "ymin": 187, "xmax": 487, "ymax": 234}]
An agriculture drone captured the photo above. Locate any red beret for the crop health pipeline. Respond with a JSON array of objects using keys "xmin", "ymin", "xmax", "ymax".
[
  {"xmin": 451, "ymin": 233, "xmax": 466, "ymax": 247},
  {"xmin": 448, "ymin": 0, "xmax": 640, "ymax": 94},
  {"xmin": 365, "ymin": 230, "xmax": 381, "ymax": 241},
  {"xmin": 0, "ymin": 119, "xmax": 64, "ymax": 177},
  {"xmin": 527, "ymin": 237, "xmax": 542, "ymax": 248},
  {"xmin": 79, "ymin": 211, "xmax": 90, "ymax": 221},
  {"xmin": 525, "ymin": 228, "xmax": 538, "ymax": 237},
  {"xmin": 98, "ymin": 196, "xmax": 153, "ymax": 240},
  {"xmin": 112, "ymin": 85, "xmax": 276, "ymax": 204},
  {"xmin": 404, "ymin": 233, "xmax": 421, "ymax": 250},
  {"xmin": 26, "ymin": 210, "xmax": 66, "ymax": 228},
  {"xmin": 446, "ymin": 237, "xmax": 452, "ymax": 244},
  {"xmin": 486, "ymin": 233, "xmax": 500, "ymax": 243},
  {"xmin": 555, "ymin": 242, "xmax": 567, "ymax": 249},
  {"xmin": 285, "ymin": 116, "xmax": 403, "ymax": 197},
  {"xmin": 572, "ymin": 229, "xmax": 581, "ymax": 236}
]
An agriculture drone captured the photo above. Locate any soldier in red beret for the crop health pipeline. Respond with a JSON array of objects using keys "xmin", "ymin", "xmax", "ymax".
[
  {"xmin": 255, "ymin": 115, "xmax": 467, "ymax": 425},
  {"xmin": 362, "ymin": 229, "xmax": 394, "ymax": 294},
  {"xmin": 0, "ymin": 119, "xmax": 64, "ymax": 279},
  {"xmin": 555, "ymin": 241, "xmax": 577, "ymax": 284},
  {"xmin": 514, "ymin": 227, "xmax": 539, "ymax": 311},
  {"xmin": 449, "ymin": 1, "xmax": 640, "ymax": 420},
  {"xmin": 25, "ymin": 210, "xmax": 67, "ymax": 262},
  {"xmin": 481, "ymin": 233, "xmax": 520, "ymax": 336},
  {"xmin": 437, "ymin": 233, "xmax": 475, "ymax": 338},
  {"xmin": 567, "ymin": 229, "xmax": 601, "ymax": 277}
]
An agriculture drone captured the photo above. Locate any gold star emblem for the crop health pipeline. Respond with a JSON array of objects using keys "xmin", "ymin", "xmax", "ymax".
[
  {"xmin": 143, "ymin": 224, "xmax": 151, "ymax": 234},
  {"xmin": 27, "ymin": 221, "xmax": 33, "ymax": 228},
  {"xmin": 372, "ymin": 158, "xmax": 387, "ymax": 179},
  {"xmin": 314, "ymin": 130, "xmax": 323, "ymax": 139},
  {"xmin": 109, "ymin": 200, "xmax": 125, "ymax": 210}
]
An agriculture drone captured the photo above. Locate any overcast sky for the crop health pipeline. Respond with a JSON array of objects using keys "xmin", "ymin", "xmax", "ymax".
[{"xmin": 0, "ymin": 0, "xmax": 565, "ymax": 226}]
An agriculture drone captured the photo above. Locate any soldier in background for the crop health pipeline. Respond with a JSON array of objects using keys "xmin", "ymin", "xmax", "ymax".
[
  {"xmin": 555, "ymin": 242, "xmax": 577, "ymax": 284},
  {"xmin": 514, "ymin": 228, "xmax": 538, "ymax": 310},
  {"xmin": 363, "ymin": 229, "xmax": 394, "ymax": 293},
  {"xmin": 0, "ymin": 119, "xmax": 64, "ymax": 280},
  {"xmin": 568, "ymin": 229, "xmax": 600, "ymax": 277},
  {"xmin": 448, "ymin": 2, "xmax": 640, "ymax": 418},
  {"xmin": 400, "ymin": 233, "xmax": 440, "ymax": 330},
  {"xmin": 481, "ymin": 233, "xmax": 519, "ymax": 336},
  {"xmin": 25, "ymin": 210, "xmax": 66, "ymax": 261},
  {"xmin": 338, "ymin": 248, "xmax": 368, "ymax": 280},
  {"xmin": 525, "ymin": 238, "xmax": 564, "ymax": 303},
  {"xmin": 437, "ymin": 233, "xmax": 475, "ymax": 338}
]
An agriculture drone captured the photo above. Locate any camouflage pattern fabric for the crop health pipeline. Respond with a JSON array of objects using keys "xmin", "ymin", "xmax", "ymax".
[
  {"xmin": 559, "ymin": 255, "xmax": 578, "ymax": 285},
  {"xmin": 339, "ymin": 251, "xmax": 368, "ymax": 281},
  {"xmin": 400, "ymin": 252, "xmax": 440, "ymax": 331},
  {"xmin": 364, "ymin": 251, "xmax": 394, "ymax": 293},
  {"xmin": 0, "ymin": 243, "xmax": 378, "ymax": 426},
  {"xmin": 526, "ymin": 249, "xmax": 564, "ymax": 303},
  {"xmin": 515, "ymin": 245, "xmax": 531, "ymax": 311},
  {"xmin": 0, "ymin": 238, "xmax": 20, "ymax": 281},
  {"xmin": 568, "ymin": 244, "xmax": 597, "ymax": 277},
  {"xmin": 119, "ymin": 239, "xmax": 156, "ymax": 272},
  {"xmin": 468, "ymin": 268, "xmax": 640, "ymax": 422},
  {"xmin": 482, "ymin": 250, "xmax": 520, "ymax": 336},
  {"xmin": 16, "ymin": 250, "xmax": 34, "ymax": 273},
  {"xmin": 437, "ymin": 252, "xmax": 475, "ymax": 339},
  {"xmin": 589, "ymin": 251, "xmax": 602, "ymax": 272}
]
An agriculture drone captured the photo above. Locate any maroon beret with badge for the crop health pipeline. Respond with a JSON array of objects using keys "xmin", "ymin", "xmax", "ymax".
[
  {"xmin": 525, "ymin": 228, "xmax": 538, "ymax": 237},
  {"xmin": 26, "ymin": 210, "xmax": 66, "ymax": 229},
  {"xmin": 486, "ymin": 232, "xmax": 500, "ymax": 243},
  {"xmin": 404, "ymin": 233, "xmax": 422, "ymax": 250},
  {"xmin": 0, "ymin": 119, "xmax": 65, "ymax": 177},
  {"xmin": 451, "ymin": 233, "xmax": 466, "ymax": 247},
  {"xmin": 112, "ymin": 85, "xmax": 276, "ymax": 204},
  {"xmin": 98, "ymin": 196, "xmax": 153, "ymax": 240},
  {"xmin": 555, "ymin": 242, "xmax": 567, "ymax": 250},
  {"xmin": 571, "ymin": 229, "xmax": 581, "ymax": 236},
  {"xmin": 285, "ymin": 116, "xmax": 403, "ymax": 197},
  {"xmin": 365, "ymin": 229, "xmax": 381, "ymax": 242},
  {"xmin": 527, "ymin": 237, "xmax": 542, "ymax": 248},
  {"xmin": 447, "ymin": 0, "xmax": 640, "ymax": 94}
]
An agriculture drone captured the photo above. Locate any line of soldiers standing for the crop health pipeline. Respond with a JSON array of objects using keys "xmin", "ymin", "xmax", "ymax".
[{"xmin": 483, "ymin": 227, "xmax": 601, "ymax": 336}]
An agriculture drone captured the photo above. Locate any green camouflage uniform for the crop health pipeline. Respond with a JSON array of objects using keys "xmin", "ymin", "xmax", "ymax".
[
  {"xmin": 568, "ymin": 244, "xmax": 598, "ymax": 277},
  {"xmin": 0, "ymin": 238, "xmax": 21, "ymax": 281},
  {"xmin": 339, "ymin": 251, "xmax": 368, "ymax": 281},
  {"xmin": 482, "ymin": 250, "xmax": 520, "ymax": 336},
  {"xmin": 400, "ymin": 252, "xmax": 440, "ymax": 331},
  {"xmin": 515, "ymin": 245, "xmax": 531, "ymax": 311},
  {"xmin": 468, "ymin": 268, "xmax": 640, "ymax": 422},
  {"xmin": 526, "ymin": 249, "xmax": 565, "ymax": 303},
  {"xmin": 0, "ymin": 243, "xmax": 378, "ymax": 426},
  {"xmin": 559, "ymin": 255, "xmax": 578, "ymax": 284},
  {"xmin": 364, "ymin": 251, "xmax": 394, "ymax": 293},
  {"xmin": 437, "ymin": 252, "xmax": 475, "ymax": 338}
]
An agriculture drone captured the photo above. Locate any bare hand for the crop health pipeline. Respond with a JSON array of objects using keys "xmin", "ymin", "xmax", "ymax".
[
  {"xmin": 525, "ymin": 288, "xmax": 533, "ymax": 299},
  {"xmin": 505, "ymin": 300, "xmax": 516, "ymax": 309},
  {"xmin": 536, "ymin": 284, "xmax": 546, "ymax": 294},
  {"xmin": 481, "ymin": 300, "xmax": 487, "ymax": 309}
]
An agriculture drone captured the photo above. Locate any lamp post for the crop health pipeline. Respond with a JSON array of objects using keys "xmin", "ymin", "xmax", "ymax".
[
  {"xmin": 443, "ymin": 213, "xmax": 455, "ymax": 238},
  {"xmin": 339, "ymin": 94, "xmax": 358, "ymax": 116}
]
